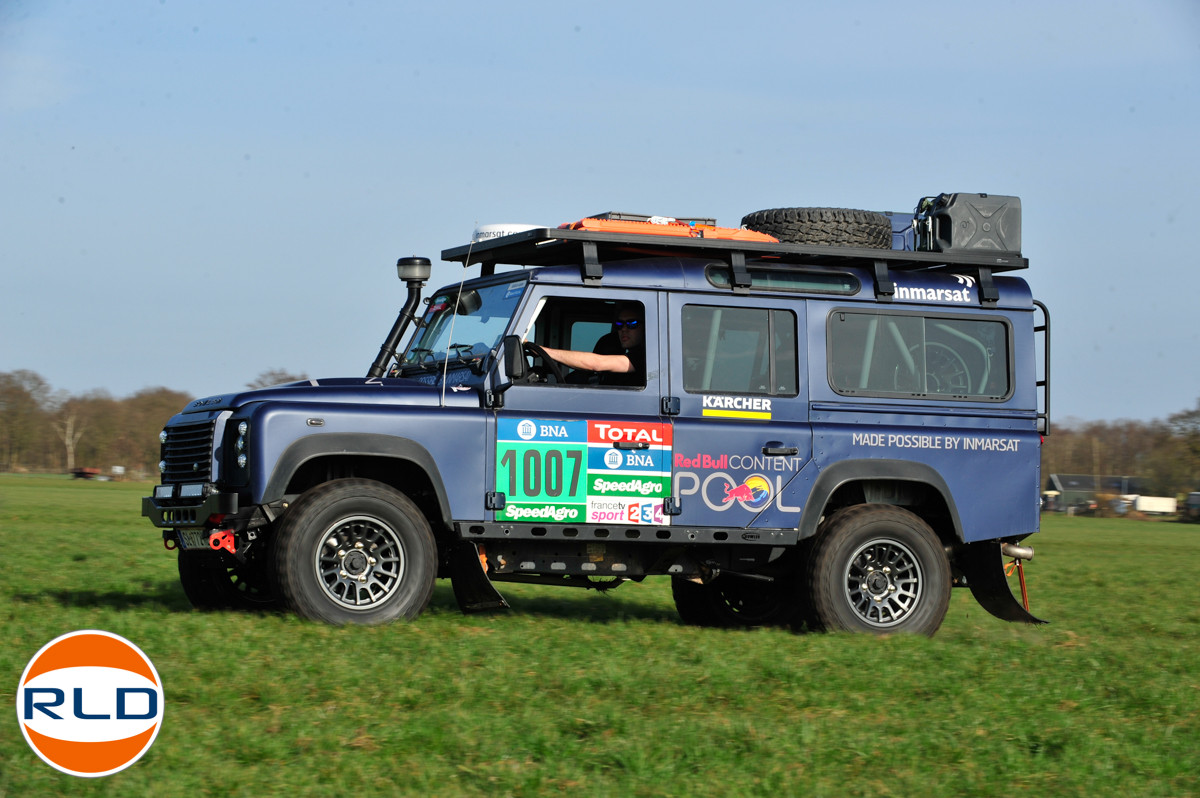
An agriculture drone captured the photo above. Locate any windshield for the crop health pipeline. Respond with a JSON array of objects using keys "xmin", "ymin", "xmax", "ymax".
[{"xmin": 400, "ymin": 278, "xmax": 526, "ymax": 369}]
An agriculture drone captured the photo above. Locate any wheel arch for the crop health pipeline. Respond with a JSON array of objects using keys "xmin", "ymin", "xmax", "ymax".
[
  {"xmin": 798, "ymin": 459, "xmax": 964, "ymax": 545},
  {"xmin": 264, "ymin": 433, "xmax": 453, "ymax": 532}
]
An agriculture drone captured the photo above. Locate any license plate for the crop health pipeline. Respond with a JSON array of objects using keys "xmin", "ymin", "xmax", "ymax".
[{"xmin": 178, "ymin": 529, "xmax": 209, "ymax": 550}]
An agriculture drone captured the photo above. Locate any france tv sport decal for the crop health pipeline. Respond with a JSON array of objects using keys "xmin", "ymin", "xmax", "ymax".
[{"xmin": 16, "ymin": 630, "xmax": 165, "ymax": 778}]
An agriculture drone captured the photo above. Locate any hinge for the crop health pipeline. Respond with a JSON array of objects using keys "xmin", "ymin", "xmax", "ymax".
[
  {"xmin": 661, "ymin": 396, "xmax": 680, "ymax": 416},
  {"xmin": 663, "ymin": 496, "xmax": 682, "ymax": 516},
  {"xmin": 485, "ymin": 492, "xmax": 506, "ymax": 511}
]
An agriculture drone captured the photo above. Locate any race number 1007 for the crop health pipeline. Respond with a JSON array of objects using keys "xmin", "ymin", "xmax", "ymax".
[{"xmin": 497, "ymin": 446, "xmax": 584, "ymax": 500}]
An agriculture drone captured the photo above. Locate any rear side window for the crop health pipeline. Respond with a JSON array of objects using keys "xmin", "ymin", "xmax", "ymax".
[
  {"xmin": 828, "ymin": 311, "xmax": 1010, "ymax": 400},
  {"xmin": 681, "ymin": 305, "xmax": 798, "ymax": 396}
]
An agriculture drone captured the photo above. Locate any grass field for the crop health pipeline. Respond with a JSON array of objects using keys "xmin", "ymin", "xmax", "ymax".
[{"xmin": 1, "ymin": 474, "xmax": 1197, "ymax": 797}]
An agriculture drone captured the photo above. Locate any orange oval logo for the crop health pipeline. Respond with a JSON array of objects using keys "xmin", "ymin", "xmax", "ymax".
[{"xmin": 16, "ymin": 630, "xmax": 164, "ymax": 778}]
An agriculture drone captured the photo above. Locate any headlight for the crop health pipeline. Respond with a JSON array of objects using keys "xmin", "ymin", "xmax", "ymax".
[
  {"xmin": 237, "ymin": 454, "xmax": 248, "ymax": 468},
  {"xmin": 159, "ymin": 430, "xmax": 168, "ymax": 444},
  {"xmin": 238, "ymin": 421, "xmax": 249, "ymax": 436},
  {"xmin": 158, "ymin": 460, "xmax": 167, "ymax": 473}
]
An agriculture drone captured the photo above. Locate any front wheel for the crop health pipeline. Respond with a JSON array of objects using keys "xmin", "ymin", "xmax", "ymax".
[
  {"xmin": 274, "ymin": 479, "xmax": 437, "ymax": 625},
  {"xmin": 807, "ymin": 505, "xmax": 950, "ymax": 636}
]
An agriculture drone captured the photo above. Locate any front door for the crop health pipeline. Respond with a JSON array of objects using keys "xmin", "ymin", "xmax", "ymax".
[
  {"xmin": 491, "ymin": 289, "xmax": 671, "ymax": 528},
  {"xmin": 666, "ymin": 294, "xmax": 812, "ymax": 530}
]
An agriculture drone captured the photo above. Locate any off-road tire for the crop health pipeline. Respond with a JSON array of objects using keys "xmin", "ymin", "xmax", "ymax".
[
  {"xmin": 274, "ymin": 478, "xmax": 437, "ymax": 625},
  {"xmin": 806, "ymin": 504, "xmax": 950, "ymax": 636},
  {"xmin": 741, "ymin": 207, "xmax": 892, "ymax": 249}
]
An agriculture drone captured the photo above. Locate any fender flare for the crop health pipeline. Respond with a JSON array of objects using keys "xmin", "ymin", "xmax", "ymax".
[
  {"xmin": 797, "ymin": 458, "xmax": 964, "ymax": 542},
  {"xmin": 262, "ymin": 433, "xmax": 452, "ymax": 525}
]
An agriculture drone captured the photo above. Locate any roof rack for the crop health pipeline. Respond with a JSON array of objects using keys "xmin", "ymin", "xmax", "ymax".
[{"xmin": 440, "ymin": 227, "xmax": 1028, "ymax": 302}]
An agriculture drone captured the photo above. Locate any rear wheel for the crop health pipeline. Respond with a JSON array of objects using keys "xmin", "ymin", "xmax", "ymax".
[
  {"xmin": 741, "ymin": 207, "xmax": 892, "ymax": 249},
  {"xmin": 807, "ymin": 505, "xmax": 950, "ymax": 636},
  {"xmin": 274, "ymin": 478, "xmax": 437, "ymax": 625}
]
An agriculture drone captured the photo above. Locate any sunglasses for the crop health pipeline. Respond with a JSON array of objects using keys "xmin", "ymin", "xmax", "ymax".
[{"xmin": 613, "ymin": 319, "xmax": 641, "ymax": 329}]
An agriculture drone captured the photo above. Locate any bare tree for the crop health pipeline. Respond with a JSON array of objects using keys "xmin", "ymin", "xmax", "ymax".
[
  {"xmin": 53, "ymin": 398, "xmax": 87, "ymax": 473},
  {"xmin": 0, "ymin": 370, "xmax": 53, "ymax": 471},
  {"xmin": 1168, "ymin": 399, "xmax": 1200, "ymax": 489}
]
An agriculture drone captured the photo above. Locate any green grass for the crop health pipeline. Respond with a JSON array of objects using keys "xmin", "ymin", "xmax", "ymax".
[{"xmin": 1, "ymin": 474, "xmax": 1197, "ymax": 797}]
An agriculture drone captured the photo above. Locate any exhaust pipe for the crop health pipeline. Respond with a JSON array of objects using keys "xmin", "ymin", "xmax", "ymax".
[{"xmin": 1001, "ymin": 542, "xmax": 1035, "ymax": 561}]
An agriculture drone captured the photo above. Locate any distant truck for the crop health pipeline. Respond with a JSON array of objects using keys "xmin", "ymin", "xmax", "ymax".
[{"xmin": 143, "ymin": 192, "xmax": 1049, "ymax": 636}]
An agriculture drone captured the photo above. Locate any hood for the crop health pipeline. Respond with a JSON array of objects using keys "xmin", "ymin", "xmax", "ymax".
[{"xmin": 179, "ymin": 376, "xmax": 483, "ymax": 414}]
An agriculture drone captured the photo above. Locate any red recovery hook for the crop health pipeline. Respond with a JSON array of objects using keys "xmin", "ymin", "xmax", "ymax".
[{"xmin": 208, "ymin": 530, "xmax": 237, "ymax": 555}]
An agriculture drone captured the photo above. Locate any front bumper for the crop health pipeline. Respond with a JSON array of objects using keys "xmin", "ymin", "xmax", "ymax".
[{"xmin": 142, "ymin": 483, "xmax": 239, "ymax": 528}]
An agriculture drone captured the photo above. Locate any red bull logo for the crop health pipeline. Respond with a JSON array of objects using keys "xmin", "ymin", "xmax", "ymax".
[{"xmin": 721, "ymin": 475, "xmax": 772, "ymax": 509}]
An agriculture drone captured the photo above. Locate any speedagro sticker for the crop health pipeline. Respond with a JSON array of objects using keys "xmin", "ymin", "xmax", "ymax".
[{"xmin": 16, "ymin": 630, "xmax": 164, "ymax": 778}]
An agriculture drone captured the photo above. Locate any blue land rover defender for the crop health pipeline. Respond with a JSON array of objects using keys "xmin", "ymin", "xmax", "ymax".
[{"xmin": 143, "ymin": 194, "xmax": 1049, "ymax": 635}]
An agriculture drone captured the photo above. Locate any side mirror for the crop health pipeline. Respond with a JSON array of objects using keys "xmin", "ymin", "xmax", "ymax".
[{"xmin": 502, "ymin": 335, "xmax": 526, "ymax": 381}]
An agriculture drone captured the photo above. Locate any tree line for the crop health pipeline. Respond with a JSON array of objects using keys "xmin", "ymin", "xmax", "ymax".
[
  {"xmin": 2, "ymin": 367, "xmax": 1198, "ymax": 494},
  {"xmin": 0, "ymin": 369, "xmax": 303, "ymax": 480},
  {"xmin": 1041, "ymin": 405, "xmax": 1200, "ymax": 497}
]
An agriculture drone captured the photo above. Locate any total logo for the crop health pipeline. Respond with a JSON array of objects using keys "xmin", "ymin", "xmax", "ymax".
[{"xmin": 16, "ymin": 630, "xmax": 164, "ymax": 778}]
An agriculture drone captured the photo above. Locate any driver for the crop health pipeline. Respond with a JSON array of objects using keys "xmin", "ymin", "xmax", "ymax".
[{"xmin": 536, "ymin": 304, "xmax": 644, "ymax": 387}]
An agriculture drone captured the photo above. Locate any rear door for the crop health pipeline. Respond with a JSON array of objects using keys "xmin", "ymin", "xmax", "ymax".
[{"xmin": 666, "ymin": 294, "xmax": 812, "ymax": 529}]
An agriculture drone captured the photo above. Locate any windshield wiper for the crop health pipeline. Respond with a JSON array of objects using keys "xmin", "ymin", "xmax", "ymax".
[{"xmin": 447, "ymin": 343, "xmax": 489, "ymax": 375}]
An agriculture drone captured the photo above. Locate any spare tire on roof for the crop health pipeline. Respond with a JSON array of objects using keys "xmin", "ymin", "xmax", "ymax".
[{"xmin": 741, "ymin": 207, "xmax": 892, "ymax": 249}]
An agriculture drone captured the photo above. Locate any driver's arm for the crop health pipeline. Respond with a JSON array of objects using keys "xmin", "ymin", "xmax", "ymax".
[{"xmin": 537, "ymin": 345, "xmax": 633, "ymax": 374}]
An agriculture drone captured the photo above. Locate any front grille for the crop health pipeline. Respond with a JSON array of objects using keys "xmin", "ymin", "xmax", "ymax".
[{"xmin": 161, "ymin": 420, "xmax": 216, "ymax": 483}]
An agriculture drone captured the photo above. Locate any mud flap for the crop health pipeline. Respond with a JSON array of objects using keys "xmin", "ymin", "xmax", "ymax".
[
  {"xmin": 449, "ymin": 540, "xmax": 510, "ymax": 614},
  {"xmin": 955, "ymin": 541, "xmax": 1047, "ymax": 624}
]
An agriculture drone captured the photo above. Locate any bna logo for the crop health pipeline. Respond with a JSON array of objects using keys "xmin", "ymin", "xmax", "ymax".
[{"xmin": 16, "ymin": 630, "xmax": 164, "ymax": 777}]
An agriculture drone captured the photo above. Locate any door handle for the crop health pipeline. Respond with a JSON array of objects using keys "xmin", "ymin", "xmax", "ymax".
[
  {"xmin": 614, "ymin": 441, "xmax": 650, "ymax": 450},
  {"xmin": 762, "ymin": 442, "xmax": 798, "ymax": 457}
]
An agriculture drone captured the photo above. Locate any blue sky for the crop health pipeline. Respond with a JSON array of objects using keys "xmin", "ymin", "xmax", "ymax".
[{"xmin": 2, "ymin": 1, "xmax": 1198, "ymax": 423}]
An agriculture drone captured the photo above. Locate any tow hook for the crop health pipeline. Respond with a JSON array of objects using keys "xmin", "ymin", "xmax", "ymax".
[{"xmin": 209, "ymin": 530, "xmax": 237, "ymax": 555}]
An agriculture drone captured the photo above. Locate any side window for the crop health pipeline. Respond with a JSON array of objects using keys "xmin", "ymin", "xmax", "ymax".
[
  {"xmin": 681, "ymin": 305, "xmax": 798, "ymax": 396},
  {"xmin": 528, "ymin": 297, "xmax": 647, "ymax": 388},
  {"xmin": 829, "ymin": 311, "xmax": 1010, "ymax": 400}
]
